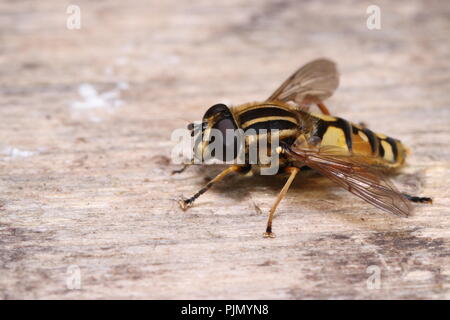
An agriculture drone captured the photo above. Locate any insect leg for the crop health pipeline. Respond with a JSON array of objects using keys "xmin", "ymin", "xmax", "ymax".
[
  {"xmin": 316, "ymin": 101, "xmax": 331, "ymax": 115},
  {"xmin": 263, "ymin": 166, "xmax": 300, "ymax": 238},
  {"xmin": 303, "ymin": 96, "xmax": 331, "ymax": 115},
  {"xmin": 179, "ymin": 165, "xmax": 242, "ymax": 210},
  {"xmin": 171, "ymin": 164, "xmax": 191, "ymax": 175},
  {"xmin": 402, "ymin": 193, "xmax": 433, "ymax": 204}
]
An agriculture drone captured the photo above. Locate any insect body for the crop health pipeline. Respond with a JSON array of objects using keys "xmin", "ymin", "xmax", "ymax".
[
  {"xmin": 178, "ymin": 59, "xmax": 431, "ymax": 237},
  {"xmin": 230, "ymin": 102, "xmax": 408, "ymax": 169}
]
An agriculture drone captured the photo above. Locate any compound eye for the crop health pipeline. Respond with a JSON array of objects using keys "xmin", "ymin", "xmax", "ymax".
[
  {"xmin": 202, "ymin": 103, "xmax": 242, "ymax": 161},
  {"xmin": 203, "ymin": 103, "xmax": 229, "ymax": 120},
  {"xmin": 213, "ymin": 118, "xmax": 237, "ymax": 142},
  {"xmin": 212, "ymin": 117, "xmax": 241, "ymax": 161}
]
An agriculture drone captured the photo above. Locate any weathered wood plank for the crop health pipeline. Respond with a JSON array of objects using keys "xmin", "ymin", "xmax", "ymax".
[{"xmin": 0, "ymin": 0, "xmax": 449, "ymax": 299}]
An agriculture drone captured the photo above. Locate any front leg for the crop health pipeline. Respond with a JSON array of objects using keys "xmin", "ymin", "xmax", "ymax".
[
  {"xmin": 171, "ymin": 164, "xmax": 191, "ymax": 175},
  {"xmin": 179, "ymin": 165, "xmax": 244, "ymax": 210}
]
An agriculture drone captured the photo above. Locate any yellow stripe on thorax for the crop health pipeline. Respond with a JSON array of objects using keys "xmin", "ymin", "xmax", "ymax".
[{"xmin": 240, "ymin": 116, "xmax": 298, "ymax": 129}]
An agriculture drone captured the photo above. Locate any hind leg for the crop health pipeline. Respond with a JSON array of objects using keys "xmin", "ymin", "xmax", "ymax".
[
  {"xmin": 316, "ymin": 101, "xmax": 331, "ymax": 115},
  {"xmin": 403, "ymin": 193, "xmax": 432, "ymax": 204},
  {"xmin": 301, "ymin": 97, "xmax": 331, "ymax": 115}
]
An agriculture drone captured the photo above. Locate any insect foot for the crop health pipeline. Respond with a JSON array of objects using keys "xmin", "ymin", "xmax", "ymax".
[
  {"xmin": 178, "ymin": 197, "xmax": 193, "ymax": 211},
  {"xmin": 263, "ymin": 232, "xmax": 276, "ymax": 238}
]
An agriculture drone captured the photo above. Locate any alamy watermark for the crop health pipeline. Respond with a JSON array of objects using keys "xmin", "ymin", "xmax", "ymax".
[
  {"xmin": 171, "ymin": 125, "xmax": 283, "ymax": 175},
  {"xmin": 66, "ymin": 264, "xmax": 81, "ymax": 290},
  {"xmin": 366, "ymin": 265, "xmax": 381, "ymax": 290},
  {"xmin": 66, "ymin": 5, "xmax": 81, "ymax": 30},
  {"xmin": 366, "ymin": 5, "xmax": 381, "ymax": 30}
]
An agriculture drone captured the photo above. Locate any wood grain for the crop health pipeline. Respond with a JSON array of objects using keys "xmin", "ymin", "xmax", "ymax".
[{"xmin": 0, "ymin": 0, "xmax": 449, "ymax": 299}]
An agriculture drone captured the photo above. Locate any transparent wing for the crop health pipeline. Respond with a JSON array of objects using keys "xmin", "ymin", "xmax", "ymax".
[
  {"xmin": 267, "ymin": 58, "xmax": 339, "ymax": 104},
  {"xmin": 285, "ymin": 145, "xmax": 412, "ymax": 216}
]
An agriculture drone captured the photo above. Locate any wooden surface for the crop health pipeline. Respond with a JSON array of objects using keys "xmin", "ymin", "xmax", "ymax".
[{"xmin": 0, "ymin": 0, "xmax": 449, "ymax": 299}]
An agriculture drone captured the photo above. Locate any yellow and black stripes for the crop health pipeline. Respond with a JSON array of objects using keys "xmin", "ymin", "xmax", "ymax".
[
  {"xmin": 223, "ymin": 103, "xmax": 408, "ymax": 169},
  {"xmin": 311, "ymin": 113, "xmax": 407, "ymax": 168},
  {"xmin": 239, "ymin": 107, "xmax": 297, "ymax": 125},
  {"xmin": 376, "ymin": 135, "xmax": 404, "ymax": 164},
  {"xmin": 234, "ymin": 103, "xmax": 300, "ymax": 132},
  {"xmin": 314, "ymin": 116, "xmax": 353, "ymax": 151},
  {"xmin": 359, "ymin": 127, "xmax": 378, "ymax": 154}
]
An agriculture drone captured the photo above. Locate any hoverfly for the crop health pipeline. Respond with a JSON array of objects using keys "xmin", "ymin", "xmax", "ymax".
[{"xmin": 176, "ymin": 58, "xmax": 432, "ymax": 238}]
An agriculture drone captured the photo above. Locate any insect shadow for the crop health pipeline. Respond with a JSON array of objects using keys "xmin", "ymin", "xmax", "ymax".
[{"xmin": 192, "ymin": 165, "xmax": 330, "ymax": 203}]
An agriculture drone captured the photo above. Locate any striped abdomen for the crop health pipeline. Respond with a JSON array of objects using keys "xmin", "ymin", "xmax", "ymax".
[{"xmin": 311, "ymin": 113, "xmax": 407, "ymax": 168}]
